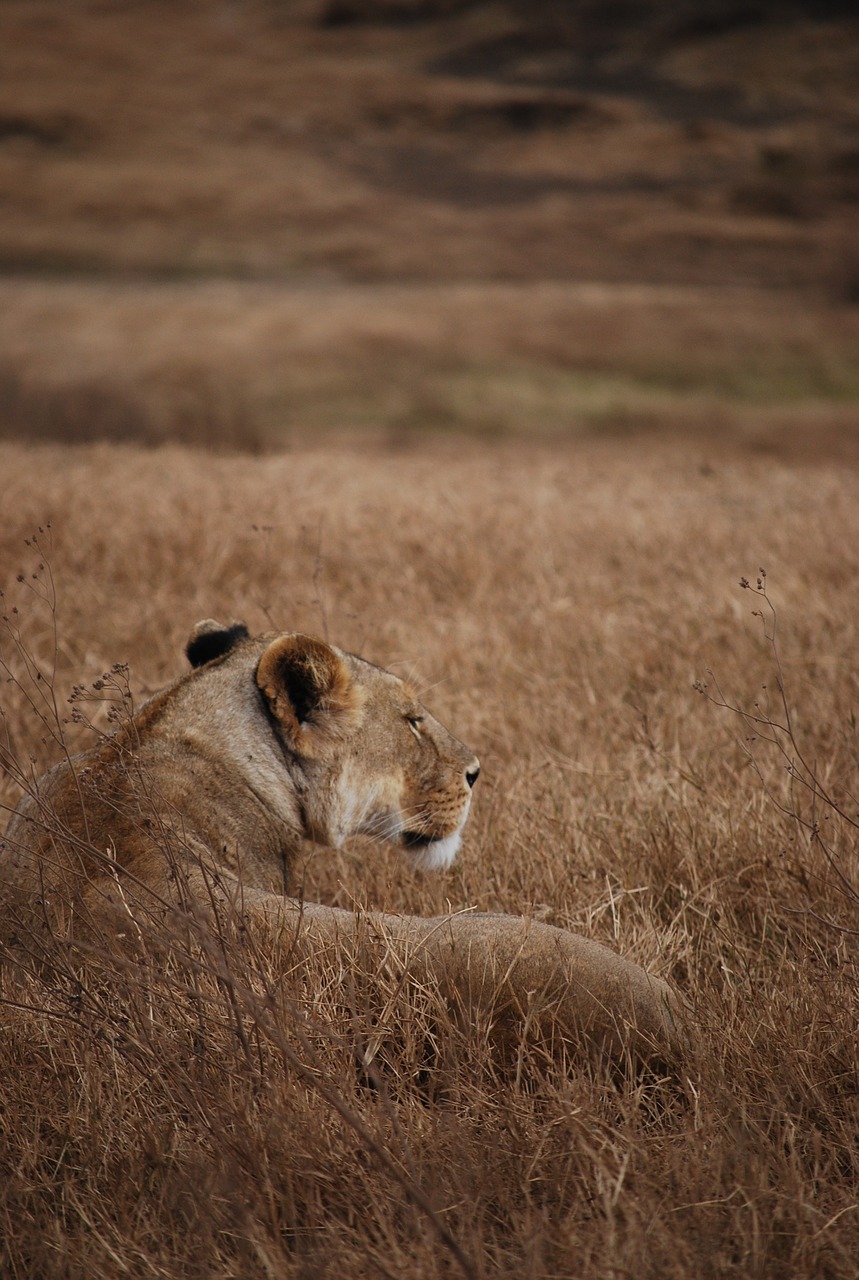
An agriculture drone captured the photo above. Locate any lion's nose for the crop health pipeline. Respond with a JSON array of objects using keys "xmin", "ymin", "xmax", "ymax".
[{"xmin": 465, "ymin": 762, "xmax": 480, "ymax": 789}]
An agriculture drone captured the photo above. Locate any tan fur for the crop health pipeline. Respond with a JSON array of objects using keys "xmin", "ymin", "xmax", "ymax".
[{"xmin": 0, "ymin": 623, "xmax": 685, "ymax": 1061}]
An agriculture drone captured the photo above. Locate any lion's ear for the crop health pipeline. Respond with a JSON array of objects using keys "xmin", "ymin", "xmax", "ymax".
[
  {"xmin": 256, "ymin": 634, "xmax": 364, "ymax": 756},
  {"xmin": 186, "ymin": 619, "xmax": 249, "ymax": 668}
]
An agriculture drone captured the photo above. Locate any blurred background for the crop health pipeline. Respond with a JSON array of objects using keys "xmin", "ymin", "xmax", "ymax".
[{"xmin": 1, "ymin": 0, "xmax": 858, "ymax": 455}]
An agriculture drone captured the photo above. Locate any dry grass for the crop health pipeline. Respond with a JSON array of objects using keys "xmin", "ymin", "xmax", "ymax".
[
  {"xmin": 1, "ymin": 3, "xmax": 858, "ymax": 1272},
  {"xmin": 1, "ymin": 436, "xmax": 857, "ymax": 1278},
  {"xmin": 1, "ymin": 277, "xmax": 858, "ymax": 454},
  {"xmin": 2, "ymin": 2, "xmax": 858, "ymax": 468},
  {"xmin": 1, "ymin": 1, "xmax": 857, "ymax": 290}
]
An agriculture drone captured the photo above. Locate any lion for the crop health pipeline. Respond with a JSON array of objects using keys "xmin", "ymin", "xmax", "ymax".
[{"xmin": 0, "ymin": 620, "xmax": 684, "ymax": 1061}]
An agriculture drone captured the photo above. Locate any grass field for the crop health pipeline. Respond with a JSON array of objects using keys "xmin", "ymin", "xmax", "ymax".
[
  {"xmin": 1, "ymin": 437, "xmax": 857, "ymax": 1278},
  {"xmin": 2, "ymin": 0, "xmax": 858, "ymax": 459},
  {"xmin": 1, "ymin": 1, "xmax": 858, "ymax": 1274},
  {"xmin": 2, "ymin": 277, "xmax": 859, "ymax": 456}
]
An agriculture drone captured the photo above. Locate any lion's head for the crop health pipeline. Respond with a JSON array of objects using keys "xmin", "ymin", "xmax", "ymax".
[{"xmin": 187, "ymin": 620, "xmax": 480, "ymax": 871}]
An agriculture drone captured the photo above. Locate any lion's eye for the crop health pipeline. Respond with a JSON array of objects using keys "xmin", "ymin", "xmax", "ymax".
[{"xmin": 406, "ymin": 714, "xmax": 424, "ymax": 733}]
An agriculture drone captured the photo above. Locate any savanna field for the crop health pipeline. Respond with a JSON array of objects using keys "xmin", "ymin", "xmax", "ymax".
[
  {"xmin": 1, "ymin": 438, "xmax": 857, "ymax": 1278},
  {"xmin": 2, "ymin": 1, "xmax": 859, "ymax": 1277}
]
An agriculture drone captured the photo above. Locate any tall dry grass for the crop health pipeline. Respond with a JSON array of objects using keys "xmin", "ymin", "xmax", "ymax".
[{"xmin": 0, "ymin": 436, "xmax": 857, "ymax": 1278}]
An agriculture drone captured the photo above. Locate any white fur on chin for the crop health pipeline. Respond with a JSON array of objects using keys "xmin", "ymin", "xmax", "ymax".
[{"xmin": 406, "ymin": 827, "xmax": 463, "ymax": 872}]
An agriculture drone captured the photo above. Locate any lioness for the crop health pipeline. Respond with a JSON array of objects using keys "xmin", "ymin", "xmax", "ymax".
[{"xmin": 0, "ymin": 621, "xmax": 683, "ymax": 1060}]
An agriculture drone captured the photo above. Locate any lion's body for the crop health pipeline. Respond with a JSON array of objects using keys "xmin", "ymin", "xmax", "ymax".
[{"xmin": 1, "ymin": 622, "xmax": 684, "ymax": 1060}]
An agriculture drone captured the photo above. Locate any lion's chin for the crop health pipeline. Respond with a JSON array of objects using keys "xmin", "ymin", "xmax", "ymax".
[{"xmin": 402, "ymin": 827, "xmax": 463, "ymax": 872}]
